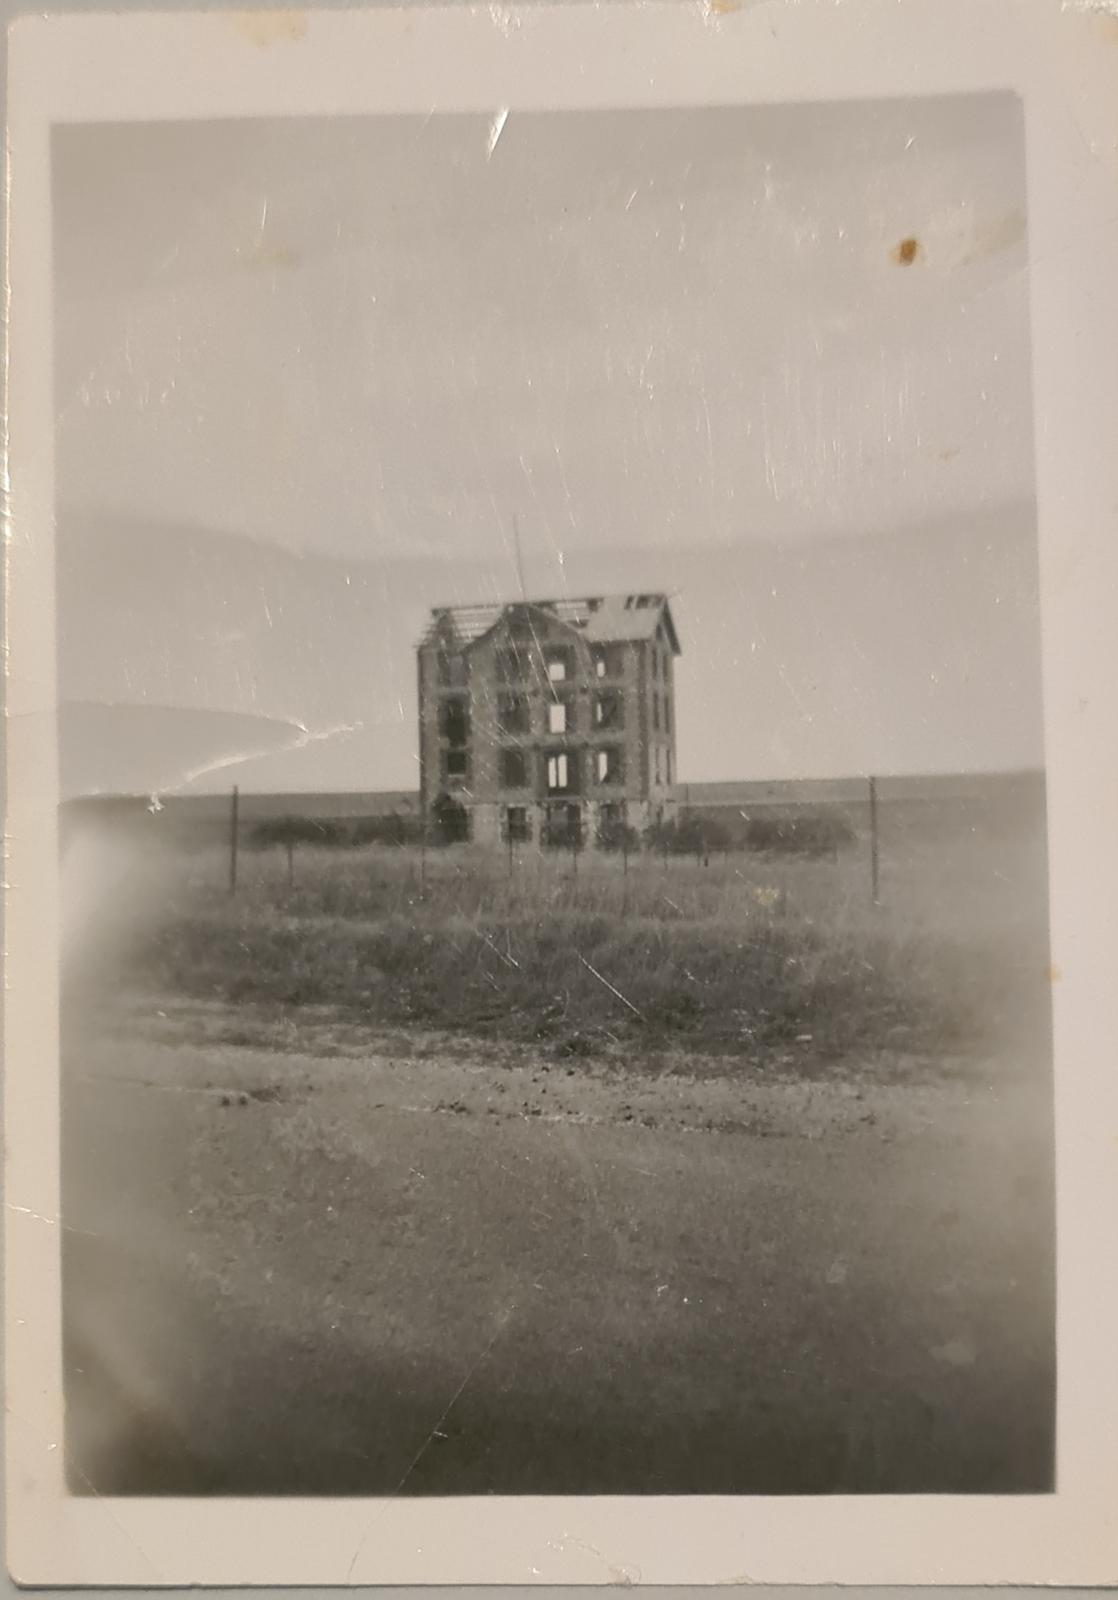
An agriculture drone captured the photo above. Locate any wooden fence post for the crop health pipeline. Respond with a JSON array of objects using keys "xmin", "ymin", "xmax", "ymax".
[{"xmin": 229, "ymin": 785, "xmax": 239, "ymax": 895}]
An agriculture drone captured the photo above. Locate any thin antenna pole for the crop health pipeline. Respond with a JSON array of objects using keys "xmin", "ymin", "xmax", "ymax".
[
  {"xmin": 512, "ymin": 511, "xmax": 528, "ymax": 601},
  {"xmin": 420, "ymin": 795, "xmax": 428, "ymax": 897},
  {"xmin": 512, "ymin": 513, "xmax": 555, "ymax": 718},
  {"xmin": 869, "ymin": 776, "xmax": 880, "ymax": 906}
]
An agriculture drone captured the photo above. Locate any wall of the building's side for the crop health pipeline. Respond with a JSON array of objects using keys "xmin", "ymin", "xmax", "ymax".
[
  {"xmin": 634, "ymin": 639, "xmax": 650, "ymax": 805},
  {"xmin": 662, "ymin": 622, "xmax": 677, "ymax": 789},
  {"xmin": 640, "ymin": 617, "xmax": 678, "ymax": 817},
  {"xmin": 416, "ymin": 639, "xmax": 450, "ymax": 817}
]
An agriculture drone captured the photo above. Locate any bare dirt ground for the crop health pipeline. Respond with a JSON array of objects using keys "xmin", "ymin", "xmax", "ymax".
[{"xmin": 63, "ymin": 994, "xmax": 1054, "ymax": 1496}]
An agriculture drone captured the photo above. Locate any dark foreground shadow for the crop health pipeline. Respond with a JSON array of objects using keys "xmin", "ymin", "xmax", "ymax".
[{"xmin": 64, "ymin": 1229, "xmax": 1054, "ymax": 1498}]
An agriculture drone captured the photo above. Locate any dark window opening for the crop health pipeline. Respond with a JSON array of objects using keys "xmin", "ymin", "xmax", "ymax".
[
  {"xmin": 652, "ymin": 693, "xmax": 661, "ymax": 733},
  {"xmin": 543, "ymin": 802, "xmax": 582, "ymax": 850},
  {"xmin": 506, "ymin": 806, "xmax": 530, "ymax": 844},
  {"xmin": 593, "ymin": 690, "xmax": 623, "ymax": 729},
  {"xmin": 439, "ymin": 697, "xmax": 470, "ymax": 744},
  {"xmin": 433, "ymin": 796, "xmax": 470, "ymax": 844},
  {"xmin": 498, "ymin": 693, "xmax": 530, "ymax": 735},
  {"xmin": 443, "ymin": 749, "xmax": 469, "ymax": 782},
  {"xmin": 500, "ymin": 748, "xmax": 528, "ymax": 788}
]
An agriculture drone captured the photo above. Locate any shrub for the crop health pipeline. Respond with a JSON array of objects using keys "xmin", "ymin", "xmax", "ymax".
[
  {"xmin": 250, "ymin": 816, "xmax": 346, "ymax": 849},
  {"xmin": 674, "ymin": 812, "xmax": 732, "ymax": 858},
  {"xmin": 347, "ymin": 814, "xmax": 424, "ymax": 848},
  {"xmin": 742, "ymin": 809, "xmax": 855, "ymax": 859},
  {"xmin": 644, "ymin": 812, "xmax": 732, "ymax": 858},
  {"xmin": 596, "ymin": 813, "xmax": 641, "ymax": 854}
]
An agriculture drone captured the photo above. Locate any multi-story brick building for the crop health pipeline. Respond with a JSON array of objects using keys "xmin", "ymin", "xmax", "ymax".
[{"xmin": 417, "ymin": 594, "xmax": 681, "ymax": 847}]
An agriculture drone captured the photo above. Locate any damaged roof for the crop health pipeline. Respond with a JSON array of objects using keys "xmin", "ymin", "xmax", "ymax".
[{"xmin": 420, "ymin": 594, "xmax": 681, "ymax": 654}]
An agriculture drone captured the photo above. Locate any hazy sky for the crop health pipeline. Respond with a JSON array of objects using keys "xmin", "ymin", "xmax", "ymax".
[{"xmin": 53, "ymin": 96, "xmax": 1042, "ymax": 795}]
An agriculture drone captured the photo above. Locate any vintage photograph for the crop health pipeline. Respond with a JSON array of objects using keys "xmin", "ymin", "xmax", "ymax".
[{"xmin": 54, "ymin": 93, "xmax": 1054, "ymax": 1499}]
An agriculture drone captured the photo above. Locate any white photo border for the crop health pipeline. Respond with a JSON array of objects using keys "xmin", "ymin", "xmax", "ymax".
[{"xmin": 6, "ymin": 0, "xmax": 1118, "ymax": 1584}]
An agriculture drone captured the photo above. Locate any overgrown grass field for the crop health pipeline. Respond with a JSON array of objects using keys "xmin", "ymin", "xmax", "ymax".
[{"xmin": 71, "ymin": 787, "xmax": 1052, "ymax": 1071}]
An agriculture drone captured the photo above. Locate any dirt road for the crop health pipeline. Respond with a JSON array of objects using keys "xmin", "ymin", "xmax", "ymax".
[{"xmin": 63, "ymin": 1003, "xmax": 1054, "ymax": 1495}]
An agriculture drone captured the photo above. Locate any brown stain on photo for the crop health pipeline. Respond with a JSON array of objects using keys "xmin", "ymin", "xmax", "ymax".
[
  {"xmin": 893, "ymin": 236, "xmax": 920, "ymax": 266},
  {"xmin": 231, "ymin": 10, "xmax": 308, "ymax": 46}
]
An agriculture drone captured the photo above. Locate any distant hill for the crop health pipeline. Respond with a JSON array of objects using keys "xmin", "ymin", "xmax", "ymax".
[
  {"xmin": 61, "ymin": 770, "xmax": 1045, "ymax": 856},
  {"xmin": 673, "ymin": 770, "xmax": 1045, "ymax": 807}
]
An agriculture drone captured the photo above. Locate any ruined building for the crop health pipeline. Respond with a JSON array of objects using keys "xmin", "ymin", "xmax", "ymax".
[{"xmin": 417, "ymin": 594, "xmax": 681, "ymax": 847}]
